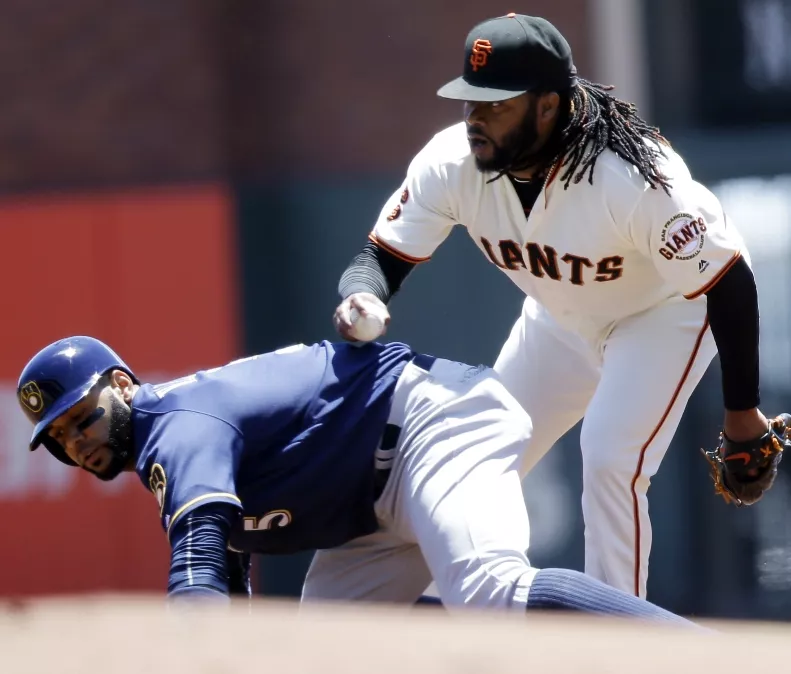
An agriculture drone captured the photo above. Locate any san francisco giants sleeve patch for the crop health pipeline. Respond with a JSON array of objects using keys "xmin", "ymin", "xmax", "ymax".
[{"xmin": 658, "ymin": 213, "xmax": 707, "ymax": 261}]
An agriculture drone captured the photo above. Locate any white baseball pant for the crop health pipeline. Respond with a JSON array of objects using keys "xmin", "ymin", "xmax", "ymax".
[
  {"xmin": 301, "ymin": 355, "xmax": 536, "ymax": 611},
  {"xmin": 493, "ymin": 294, "xmax": 717, "ymax": 598}
]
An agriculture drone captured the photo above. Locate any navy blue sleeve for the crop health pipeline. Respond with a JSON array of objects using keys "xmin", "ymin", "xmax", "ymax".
[
  {"xmin": 143, "ymin": 411, "xmax": 244, "ymax": 537},
  {"xmin": 168, "ymin": 503, "xmax": 238, "ymax": 600}
]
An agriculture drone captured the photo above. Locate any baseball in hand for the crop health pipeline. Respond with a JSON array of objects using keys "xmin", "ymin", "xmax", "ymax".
[{"xmin": 349, "ymin": 306, "xmax": 386, "ymax": 342}]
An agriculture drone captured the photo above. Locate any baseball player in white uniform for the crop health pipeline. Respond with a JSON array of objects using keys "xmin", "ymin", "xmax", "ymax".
[{"xmin": 334, "ymin": 14, "xmax": 772, "ymax": 598}]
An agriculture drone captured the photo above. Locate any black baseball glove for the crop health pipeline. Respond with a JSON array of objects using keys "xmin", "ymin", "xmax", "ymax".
[{"xmin": 701, "ymin": 413, "xmax": 791, "ymax": 506}]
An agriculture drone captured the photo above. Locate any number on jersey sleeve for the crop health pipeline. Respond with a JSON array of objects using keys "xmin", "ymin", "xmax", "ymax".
[{"xmin": 370, "ymin": 139, "xmax": 457, "ymax": 262}]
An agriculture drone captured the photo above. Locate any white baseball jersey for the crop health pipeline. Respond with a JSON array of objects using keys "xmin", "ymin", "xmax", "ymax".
[{"xmin": 371, "ymin": 122, "xmax": 746, "ymax": 344}]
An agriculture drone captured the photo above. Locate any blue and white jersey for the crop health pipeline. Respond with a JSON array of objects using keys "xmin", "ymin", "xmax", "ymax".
[{"xmin": 132, "ymin": 340, "xmax": 415, "ymax": 554}]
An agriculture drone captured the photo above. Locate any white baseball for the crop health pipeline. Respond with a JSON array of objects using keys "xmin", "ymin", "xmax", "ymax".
[{"xmin": 349, "ymin": 306, "xmax": 386, "ymax": 342}]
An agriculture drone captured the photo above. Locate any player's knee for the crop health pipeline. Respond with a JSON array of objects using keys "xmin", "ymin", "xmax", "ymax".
[{"xmin": 438, "ymin": 554, "xmax": 534, "ymax": 610}]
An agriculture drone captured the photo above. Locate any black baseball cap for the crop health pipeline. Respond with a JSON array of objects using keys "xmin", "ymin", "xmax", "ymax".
[{"xmin": 437, "ymin": 13, "xmax": 577, "ymax": 102}]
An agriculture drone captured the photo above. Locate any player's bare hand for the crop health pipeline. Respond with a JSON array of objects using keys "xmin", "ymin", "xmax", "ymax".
[{"xmin": 333, "ymin": 293, "xmax": 391, "ymax": 342}]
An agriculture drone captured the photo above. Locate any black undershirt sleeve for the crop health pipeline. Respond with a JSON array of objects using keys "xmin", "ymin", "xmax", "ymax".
[
  {"xmin": 704, "ymin": 255, "xmax": 761, "ymax": 411},
  {"xmin": 337, "ymin": 240, "xmax": 417, "ymax": 303}
]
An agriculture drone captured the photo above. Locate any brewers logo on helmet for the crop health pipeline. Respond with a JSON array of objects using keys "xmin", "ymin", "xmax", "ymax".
[{"xmin": 17, "ymin": 336, "xmax": 139, "ymax": 466}]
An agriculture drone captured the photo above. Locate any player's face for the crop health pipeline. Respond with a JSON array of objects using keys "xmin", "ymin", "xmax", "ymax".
[
  {"xmin": 46, "ymin": 371, "xmax": 136, "ymax": 482},
  {"xmin": 464, "ymin": 94, "xmax": 537, "ymax": 172},
  {"xmin": 464, "ymin": 92, "xmax": 558, "ymax": 173}
]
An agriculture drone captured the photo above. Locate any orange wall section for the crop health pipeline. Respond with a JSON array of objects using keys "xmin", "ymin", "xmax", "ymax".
[{"xmin": 0, "ymin": 182, "xmax": 241, "ymax": 596}]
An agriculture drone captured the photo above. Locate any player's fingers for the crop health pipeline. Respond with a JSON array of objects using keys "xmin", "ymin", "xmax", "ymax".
[
  {"xmin": 333, "ymin": 304, "xmax": 352, "ymax": 330},
  {"xmin": 334, "ymin": 300, "xmax": 352, "ymax": 325},
  {"xmin": 332, "ymin": 301, "xmax": 360, "ymax": 341}
]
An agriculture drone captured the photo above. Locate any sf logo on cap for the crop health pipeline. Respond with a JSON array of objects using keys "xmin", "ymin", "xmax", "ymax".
[{"xmin": 470, "ymin": 39, "xmax": 493, "ymax": 71}]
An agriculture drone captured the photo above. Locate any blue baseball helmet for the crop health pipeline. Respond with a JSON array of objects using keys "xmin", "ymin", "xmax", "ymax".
[{"xmin": 17, "ymin": 336, "xmax": 139, "ymax": 466}]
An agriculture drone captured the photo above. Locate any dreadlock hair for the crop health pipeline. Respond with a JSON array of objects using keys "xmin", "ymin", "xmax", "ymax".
[
  {"xmin": 556, "ymin": 78, "xmax": 672, "ymax": 194},
  {"xmin": 491, "ymin": 78, "xmax": 673, "ymax": 195}
]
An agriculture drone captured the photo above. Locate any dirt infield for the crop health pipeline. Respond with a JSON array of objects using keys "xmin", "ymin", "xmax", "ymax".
[{"xmin": 0, "ymin": 594, "xmax": 786, "ymax": 673}]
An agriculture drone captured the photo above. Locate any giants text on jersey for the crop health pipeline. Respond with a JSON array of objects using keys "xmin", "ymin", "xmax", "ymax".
[{"xmin": 371, "ymin": 122, "xmax": 746, "ymax": 344}]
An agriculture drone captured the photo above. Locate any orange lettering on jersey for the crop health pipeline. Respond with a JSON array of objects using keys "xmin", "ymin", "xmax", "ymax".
[
  {"xmin": 480, "ymin": 237, "xmax": 508, "ymax": 269},
  {"xmin": 679, "ymin": 222, "xmax": 699, "ymax": 240},
  {"xmin": 469, "ymin": 39, "xmax": 493, "ymax": 71},
  {"xmin": 561, "ymin": 254, "xmax": 593, "ymax": 286},
  {"xmin": 526, "ymin": 243, "xmax": 561, "ymax": 280},
  {"xmin": 672, "ymin": 231, "xmax": 692, "ymax": 250},
  {"xmin": 481, "ymin": 238, "xmax": 625, "ymax": 285},
  {"xmin": 595, "ymin": 256, "xmax": 624, "ymax": 282},
  {"xmin": 500, "ymin": 240, "xmax": 527, "ymax": 270},
  {"xmin": 386, "ymin": 204, "xmax": 401, "ymax": 221}
]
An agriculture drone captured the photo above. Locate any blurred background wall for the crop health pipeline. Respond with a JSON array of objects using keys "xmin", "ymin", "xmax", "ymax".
[{"xmin": 1, "ymin": 0, "xmax": 790, "ymax": 620}]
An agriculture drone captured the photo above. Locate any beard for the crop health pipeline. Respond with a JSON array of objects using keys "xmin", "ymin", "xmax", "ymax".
[
  {"xmin": 468, "ymin": 106, "xmax": 548, "ymax": 174},
  {"xmin": 93, "ymin": 396, "xmax": 134, "ymax": 482}
]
